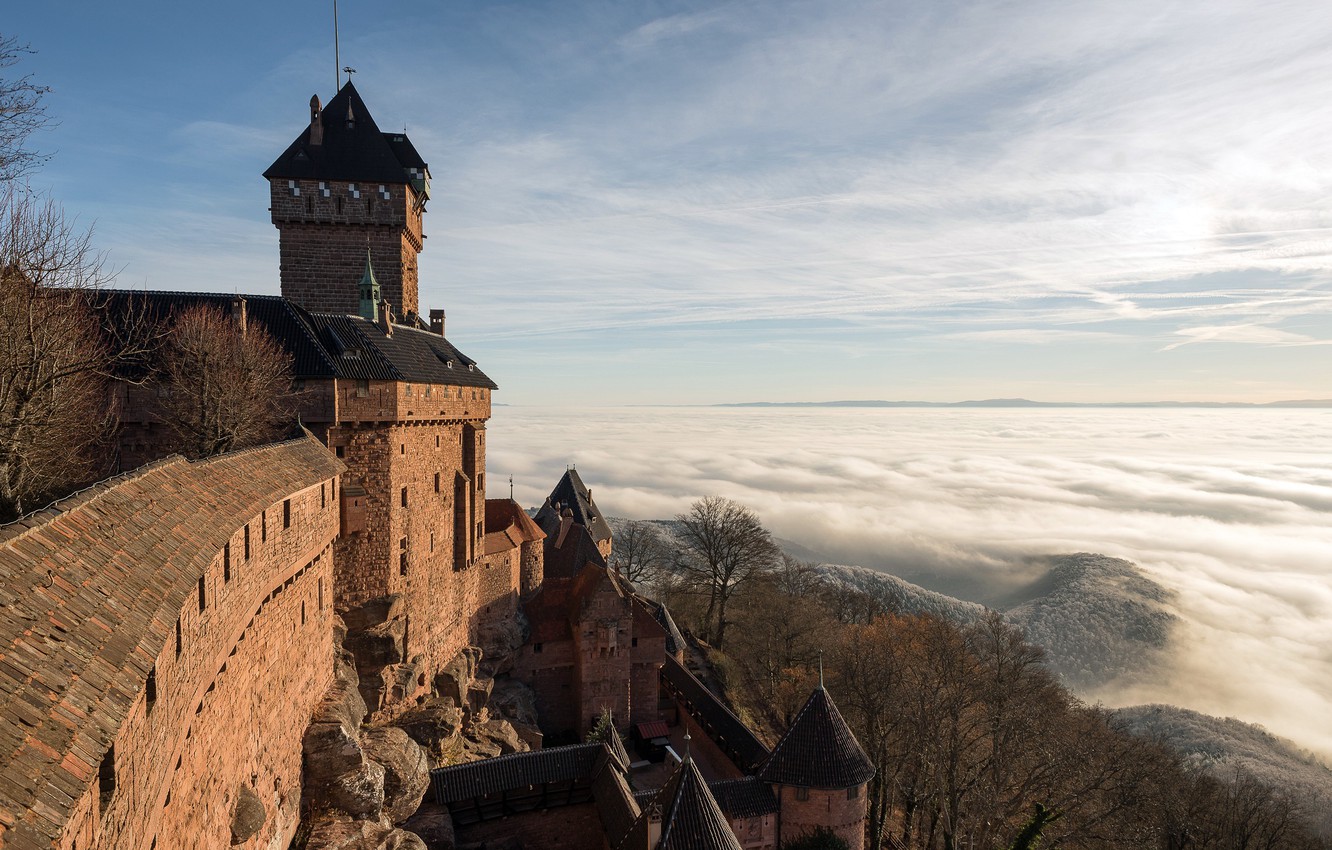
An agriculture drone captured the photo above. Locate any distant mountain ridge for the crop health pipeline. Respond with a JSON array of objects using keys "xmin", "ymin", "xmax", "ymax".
[{"xmin": 716, "ymin": 398, "xmax": 1332, "ymax": 408}]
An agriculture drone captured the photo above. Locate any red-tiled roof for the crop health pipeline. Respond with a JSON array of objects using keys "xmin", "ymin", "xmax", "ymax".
[{"xmin": 0, "ymin": 436, "xmax": 342, "ymax": 849}]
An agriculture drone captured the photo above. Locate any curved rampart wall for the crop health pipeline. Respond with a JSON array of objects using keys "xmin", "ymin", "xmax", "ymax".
[{"xmin": 0, "ymin": 436, "xmax": 342, "ymax": 850}]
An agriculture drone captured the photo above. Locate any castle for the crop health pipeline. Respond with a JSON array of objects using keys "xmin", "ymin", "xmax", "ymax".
[{"xmin": 0, "ymin": 82, "xmax": 872, "ymax": 850}]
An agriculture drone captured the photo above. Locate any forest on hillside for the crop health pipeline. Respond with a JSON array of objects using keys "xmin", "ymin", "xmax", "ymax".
[{"xmin": 608, "ymin": 506, "xmax": 1331, "ymax": 850}]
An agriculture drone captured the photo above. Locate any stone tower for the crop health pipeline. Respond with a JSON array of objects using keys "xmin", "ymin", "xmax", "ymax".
[
  {"xmin": 761, "ymin": 685, "xmax": 876, "ymax": 850},
  {"xmin": 264, "ymin": 82, "xmax": 430, "ymax": 319}
]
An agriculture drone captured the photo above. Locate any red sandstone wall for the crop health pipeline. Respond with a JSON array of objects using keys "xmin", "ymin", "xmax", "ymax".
[
  {"xmin": 58, "ymin": 476, "xmax": 339, "ymax": 850},
  {"xmin": 775, "ymin": 784, "xmax": 867, "ymax": 850},
  {"xmin": 269, "ymin": 179, "xmax": 423, "ymax": 317},
  {"xmin": 730, "ymin": 814, "xmax": 777, "ymax": 850},
  {"xmin": 513, "ymin": 639, "xmax": 578, "ymax": 737},
  {"xmin": 573, "ymin": 585, "xmax": 633, "ymax": 735}
]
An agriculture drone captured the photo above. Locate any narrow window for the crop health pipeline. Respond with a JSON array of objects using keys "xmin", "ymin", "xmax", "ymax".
[
  {"xmin": 146, "ymin": 665, "xmax": 157, "ymax": 710},
  {"xmin": 400, "ymin": 443, "xmax": 405, "ymax": 455},
  {"xmin": 244, "ymin": 524, "xmax": 251, "ymax": 560},
  {"xmin": 321, "ymin": 483, "xmax": 326, "ymax": 509},
  {"xmin": 533, "ymin": 643, "xmax": 543, "ymax": 654},
  {"xmin": 355, "ymin": 379, "xmax": 369, "ymax": 397},
  {"xmin": 434, "ymin": 472, "xmax": 440, "ymax": 493},
  {"xmin": 198, "ymin": 575, "xmax": 206, "ymax": 612},
  {"xmin": 335, "ymin": 446, "xmax": 345, "ymax": 458},
  {"xmin": 318, "ymin": 578, "xmax": 325, "ymax": 611},
  {"xmin": 336, "ymin": 195, "xmax": 343, "ymax": 214},
  {"xmin": 301, "ymin": 601, "xmax": 307, "ymax": 625},
  {"xmin": 283, "ymin": 499, "xmax": 291, "ymax": 529},
  {"xmin": 401, "ymin": 486, "xmax": 408, "ymax": 507},
  {"xmin": 435, "ymin": 435, "xmax": 440, "ymax": 448},
  {"xmin": 98, "ymin": 745, "xmax": 117, "ymax": 810},
  {"xmin": 223, "ymin": 543, "xmax": 231, "ymax": 582},
  {"xmin": 631, "ymin": 637, "xmax": 639, "ymax": 648},
  {"xmin": 399, "ymin": 537, "xmax": 408, "ymax": 576},
  {"xmin": 478, "ymin": 473, "xmax": 484, "ymax": 492},
  {"xmin": 305, "ymin": 195, "xmax": 313, "ymax": 214},
  {"xmin": 261, "ymin": 510, "xmax": 267, "ymax": 542},
  {"xmin": 176, "ymin": 619, "xmax": 182, "ymax": 658},
  {"xmin": 429, "ymin": 532, "xmax": 435, "ymax": 552},
  {"xmin": 848, "ymin": 785, "xmax": 860, "ymax": 800},
  {"xmin": 795, "ymin": 787, "xmax": 810, "ymax": 802}
]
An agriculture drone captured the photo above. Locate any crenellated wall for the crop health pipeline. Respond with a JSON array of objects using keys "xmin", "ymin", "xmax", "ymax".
[{"xmin": 0, "ymin": 437, "xmax": 342, "ymax": 850}]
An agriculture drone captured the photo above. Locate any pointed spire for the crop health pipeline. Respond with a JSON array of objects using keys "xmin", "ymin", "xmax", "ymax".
[
  {"xmin": 818, "ymin": 649, "xmax": 825, "ymax": 690},
  {"xmin": 358, "ymin": 249, "xmax": 380, "ymax": 321},
  {"xmin": 759, "ymin": 685, "xmax": 875, "ymax": 789},
  {"xmin": 683, "ymin": 730, "xmax": 692, "ymax": 764}
]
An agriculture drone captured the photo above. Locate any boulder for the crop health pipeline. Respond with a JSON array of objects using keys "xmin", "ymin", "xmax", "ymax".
[
  {"xmin": 361, "ymin": 727, "xmax": 431, "ymax": 824},
  {"xmin": 476, "ymin": 718, "xmax": 527, "ymax": 756},
  {"xmin": 324, "ymin": 760, "xmax": 387, "ymax": 819},
  {"xmin": 401, "ymin": 803, "xmax": 455, "ymax": 850},
  {"xmin": 343, "ymin": 594, "xmax": 406, "ymax": 633},
  {"xmin": 464, "ymin": 679, "xmax": 493, "ymax": 715},
  {"xmin": 394, "ymin": 700, "xmax": 464, "ymax": 763},
  {"xmin": 489, "ymin": 679, "xmax": 538, "ymax": 726},
  {"xmin": 433, "ymin": 647, "xmax": 482, "ymax": 705},
  {"xmin": 229, "ymin": 784, "xmax": 266, "ymax": 845},
  {"xmin": 346, "ymin": 617, "xmax": 407, "ymax": 674},
  {"xmin": 306, "ymin": 816, "xmax": 429, "ymax": 850}
]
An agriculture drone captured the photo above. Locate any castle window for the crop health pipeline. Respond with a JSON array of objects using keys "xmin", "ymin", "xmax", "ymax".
[
  {"xmin": 404, "ymin": 383, "xmax": 412, "ymax": 397},
  {"xmin": 379, "ymin": 184, "xmax": 390, "ymax": 200},
  {"xmin": 244, "ymin": 524, "xmax": 251, "ymax": 560},
  {"xmin": 434, "ymin": 472, "xmax": 440, "ymax": 493},
  {"xmin": 424, "ymin": 384, "xmax": 432, "ymax": 398},
  {"xmin": 288, "ymin": 179, "xmax": 299, "ymax": 196},
  {"xmin": 429, "ymin": 532, "xmax": 435, "ymax": 552},
  {"xmin": 336, "ymin": 446, "xmax": 345, "ymax": 458},
  {"xmin": 533, "ymin": 643, "xmax": 543, "ymax": 654},
  {"xmin": 337, "ymin": 196, "xmax": 343, "ymax": 214},
  {"xmin": 318, "ymin": 578, "xmax": 325, "ymax": 611},
  {"xmin": 355, "ymin": 379, "xmax": 369, "ymax": 397},
  {"xmin": 795, "ymin": 787, "xmax": 810, "ymax": 802},
  {"xmin": 847, "ymin": 785, "xmax": 860, "ymax": 799},
  {"xmin": 98, "ymin": 745, "xmax": 117, "ymax": 812},
  {"xmin": 223, "ymin": 543, "xmax": 231, "ymax": 582},
  {"xmin": 435, "ymin": 435, "xmax": 440, "ymax": 448},
  {"xmin": 401, "ymin": 487, "xmax": 408, "ymax": 507},
  {"xmin": 146, "ymin": 664, "xmax": 157, "ymax": 710},
  {"xmin": 198, "ymin": 575, "xmax": 207, "ymax": 611},
  {"xmin": 400, "ymin": 443, "xmax": 405, "ymax": 455},
  {"xmin": 321, "ymin": 483, "xmax": 326, "ymax": 509},
  {"xmin": 319, "ymin": 181, "xmax": 330, "ymax": 197},
  {"xmin": 305, "ymin": 195, "xmax": 312, "ymax": 214},
  {"xmin": 176, "ymin": 619, "xmax": 182, "ymax": 658},
  {"xmin": 261, "ymin": 510, "xmax": 267, "ymax": 542},
  {"xmin": 349, "ymin": 183, "xmax": 360, "ymax": 198},
  {"xmin": 399, "ymin": 537, "xmax": 408, "ymax": 576},
  {"xmin": 301, "ymin": 601, "xmax": 307, "ymax": 625},
  {"xmin": 631, "ymin": 637, "xmax": 638, "ymax": 648},
  {"xmin": 478, "ymin": 473, "xmax": 484, "ymax": 492},
  {"xmin": 284, "ymin": 499, "xmax": 291, "ymax": 528}
]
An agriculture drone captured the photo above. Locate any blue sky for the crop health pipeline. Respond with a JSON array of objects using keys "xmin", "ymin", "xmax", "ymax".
[{"xmin": 8, "ymin": 0, "xmax": 1332, "ymax": 404}]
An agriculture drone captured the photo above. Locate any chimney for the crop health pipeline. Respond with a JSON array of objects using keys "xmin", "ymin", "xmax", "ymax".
[
  {"xmin": 231, "ymin": 296, "xmax": 247, "ymax": 337},
  {"xmin": 429, "ymin": 308, "xmax": 446, "ymax": 336},
  {"xmin": 378, "ymin": 299, "xmax": 394, "ymax": 336},
  {"xmin": 309, "ymin": 95, "xmax": 323, "ymax": 146}
]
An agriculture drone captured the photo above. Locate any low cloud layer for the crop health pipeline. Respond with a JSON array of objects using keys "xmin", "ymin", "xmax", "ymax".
[{"xmin": 490, "ymin": 406, "xmax": 1332, "ymax": 757}]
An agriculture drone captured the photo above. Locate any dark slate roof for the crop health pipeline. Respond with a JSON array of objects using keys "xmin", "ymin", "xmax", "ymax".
[
  {"xmin": 655, "ymin": 759, "xmax": 744, "ymax": 850},
  {"xmin": 535, "ymin": 469, "xmax": 613, "ymax": 546},
  {"xmin": 307, "ymin": 313, "xmax": 497, "ymax": 388},
  {"xmin": 647, "ymin": 598, "xmax": 687, "ymax": 655},
  {"xmin": 0, "ymin": 436, "xmax": 342, "ymax": 849},
  {"xmin": 101, "ymin": 291, "xmax": 339, "ymax": 379},
  {"xmin": 661, "ymin": 656, "xmax": 771, "ymax": 773},
  {"xmin": 544, "ymin": 522, "xmax": 608, "ymax": 581},
  {"xmin": 707, "ymin": 777, "xmax": 778, "ymax": 819},
  {"xmin": 99, "ymin": 290, "xmax": 496, "ymax": 388},
  {"xmin": 592, "ymin": 754, "xmax": 640, "ymax": 848},
  {"xmin": 430, "ymin": 742, "xmax": 607, "ymax": 804},
  {"xmin": 758, "ymin": 687, "xmax": 875, "ymax": 789},
  {"xmin": 263, "ymin": 82, "xmax": 424, "ymax": 184}
]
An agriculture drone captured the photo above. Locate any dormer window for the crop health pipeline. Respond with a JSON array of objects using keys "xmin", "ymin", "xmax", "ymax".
[
  {"xmin": 288, "ymin": 180, "xmax": 300, "ymax": 197},
  {"xmin": 349, "ymin": 183, "xmax": 360, "ymax": 199}
]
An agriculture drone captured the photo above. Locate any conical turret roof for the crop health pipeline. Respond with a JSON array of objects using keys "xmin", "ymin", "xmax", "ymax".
[
  {"xmin": 758, "ymin": 686, "xmax": 874, "ymax": 789},
  {"xmin": 654, "ymin": 758, "xmax": 743, "ymax": 850}
]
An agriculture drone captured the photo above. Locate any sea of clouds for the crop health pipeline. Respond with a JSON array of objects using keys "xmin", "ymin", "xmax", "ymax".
[{"xmin": 488, "ymin": 406, "xmax": 1332, "ymax": 758}]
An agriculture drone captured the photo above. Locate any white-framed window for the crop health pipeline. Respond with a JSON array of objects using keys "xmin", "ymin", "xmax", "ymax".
[
  {"xmin": 288, "ymin": 179, "xmax": 300, "ymax": 196},
  {"xmin": 379, "ymin": 184, "xmax": 391, "ymax": 200},
  {"xmin": 349, "ymin": 183, "xmax": 360, "ymax": 198},
  {"xmin": 319, "ymin": 181, "xmax": 330, "ymax": 197}
]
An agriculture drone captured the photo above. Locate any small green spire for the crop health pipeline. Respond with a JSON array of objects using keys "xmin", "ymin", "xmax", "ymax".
[{"xmin": 358, "ymin": 250, "xmax": 380, "ymax": 321}]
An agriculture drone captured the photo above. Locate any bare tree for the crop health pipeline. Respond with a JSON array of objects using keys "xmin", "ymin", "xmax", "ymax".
[
  {"xmin": 673, "ymin": 495, "xmax": 780, "ymax": 650},
  {"xmin": 608, "ymin": 519, "xmax": 670, "ymax": 586},
  {"xmin": 154, "ymin": 304, "xmax": 296, "ymax": 459},
  {"xmin": 0, "ymin": 34, "xmax": 51, "ymax": 181},
  {"xmin": 0, "ymin": 186, "xmax": 129, "ymax": 520}
]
